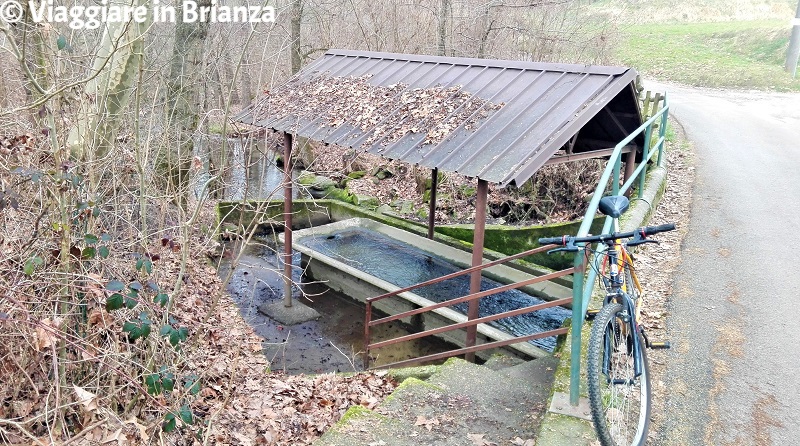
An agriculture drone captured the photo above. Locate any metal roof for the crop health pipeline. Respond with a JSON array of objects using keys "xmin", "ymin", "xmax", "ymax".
[{"xmin": 235, "ymin": 49, "xmax": 643, "ymax": 187}]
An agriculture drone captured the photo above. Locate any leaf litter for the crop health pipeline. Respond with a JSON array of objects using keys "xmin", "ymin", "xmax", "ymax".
[{"xmin": 249, "ymin": 73, "xmax": 503, "ymax": 148}]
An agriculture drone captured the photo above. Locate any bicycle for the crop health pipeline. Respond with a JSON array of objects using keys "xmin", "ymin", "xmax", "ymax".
[{"xmin": 538, "ymin": 195, "xmax": 676, "ymax": 446}]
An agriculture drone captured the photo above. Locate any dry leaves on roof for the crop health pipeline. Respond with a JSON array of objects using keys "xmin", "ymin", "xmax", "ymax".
[{"xmin": 250, "ymin": 73, "xmax": 503, "ymax": 148}]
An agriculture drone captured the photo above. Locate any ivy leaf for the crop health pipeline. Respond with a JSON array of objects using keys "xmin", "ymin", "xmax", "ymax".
[
  {"xmin": 122, "ymin": 320, "xmax": 138, "ymax": 334},
  {"xmin": 106, "ymin": 280, "xmax": 125, "ymax": 292},
  {"xmin": 84, "ymin": 233, "xmax": 98, "ymax": 245},
  {"xmin": 154, "ymin": 293, "xmax": 169, "ymax": 307},
  {"xmin": 179, "ymin": 405, "xmax": 193, "ymax": 424},
  {"xmin": 163, "ymin": 413, "xmax": 176, "ymax": 432},
  {"xmin": 162, "ymin": 373, "xmax": 175, "ymax": 392},
  {"xmin": 56, "ymin": 35, "xmax": 67, "ymax": 50},
  {"xmin": 23, "ymin": 256, "xmax": 43, "ymax": 276},
  {"xmin": 169, "ymin": 327, "xmax": 188, "ymax": 347},
  {"xmin": 145, "ymin": 374, "xmax": 162, "ymax": 395},
  {"xmin": 184, "ymin": 375, "xmax": 201, "ymax": 396},
  {"xmin": 124, "ymin": 296, "xmax": 138, "ymax": 309},
  {"xmin": 160, "ymin": 324, "xmax": 172, "ymax": 336},
  {"xmin": 81, "ymin": 246, "xmax": 96, "ymax": 259},
  {"xmin": 125, "ymin": 287, "xmax": 139, "ymax": 309},
  {"xmin": 139, "ymin": 322, "xmax": 152, "ymax": 339},
  {"xmin": 135, "ymin": 258, "xmax": 153, "ymax": 273},
  {"xmin": 122, "ymin": 317, "xmax": 151, "ymax": 341},
  {"xmin": 98, "ymin": 246, "xmax": 110, "ymax": 258},
  {"xmin": 106, "ymin": 293, "xmax": 123, "ymax": 311},
  {"xmin": 128, "ymin": 281, "xmax": 143, "ymax": 291},
  {"xmin": 146, "ymin": 281, "xmax": 159, "ymax": 292}
]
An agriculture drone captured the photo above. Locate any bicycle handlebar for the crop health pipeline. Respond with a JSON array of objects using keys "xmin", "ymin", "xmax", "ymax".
[{"xmin": 538, "ymin": 223, "xmax": 676, "ymax": 247}]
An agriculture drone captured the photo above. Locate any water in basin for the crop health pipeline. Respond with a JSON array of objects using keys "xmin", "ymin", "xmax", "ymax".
[{"xmin": 299, "ymin": 228, "xmax": 571, "ymax": 351}]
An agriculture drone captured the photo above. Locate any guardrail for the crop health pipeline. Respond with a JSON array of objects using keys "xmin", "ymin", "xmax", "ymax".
[
  {"xmin": 363, "ymin": 244, "xmax": 578, "ymax": 370},
  {"xmin": 566, "ymin": 92, "xmax": 669, "ymax": 405}
]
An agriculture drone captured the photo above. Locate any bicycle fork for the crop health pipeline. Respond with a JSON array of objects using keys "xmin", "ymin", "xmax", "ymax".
[{"xmin": 603, "ymin": 292, "xmax": 645, "ymax": 385}]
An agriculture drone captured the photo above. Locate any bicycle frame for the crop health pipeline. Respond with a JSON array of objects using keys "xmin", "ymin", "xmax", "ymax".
[{"xmin": 599, "ymin": 230, "xmax": 646, "ymax": 381}]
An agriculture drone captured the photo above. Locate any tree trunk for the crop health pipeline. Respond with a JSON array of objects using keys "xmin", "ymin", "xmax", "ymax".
[
  {"xmin": 224, "ymin": 55, "xmax": 241, "ymax": 105},
  {"xmin": 437, "ymin": 0, "xmax": 450, "ymax": 56},
  {"xmin": 786, "ymin": 0, "xmax": 800, "ymax": 77},
  {"xmin": 239, "ymin": 54, "xmax": 253, "ymax": 108},
  {"xmin": 164, "ymin": 0, "xmax": 212, "ymax": 193},
  {"xmin": 291, "ymin": 0, "xmax": 303, "ymax": 74},
  {"xmin": 477, "ymin": 1, "xmax": 493, "ymax": 58},
  {"xmin": 68, "ymin": 0, "xmax": 146, "ymax": 160}
]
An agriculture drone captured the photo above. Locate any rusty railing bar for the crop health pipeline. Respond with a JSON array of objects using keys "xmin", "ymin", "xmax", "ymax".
[
  {"xmin": 364, "ymin": 301, "xmax": 373, "ymax": 370},
  {"xmin": 367, "ymin": 296, "xmax": 573, "ymax": 350},
  {"xmin": 367, "ymin": 244, "xmax": 556, "ymax": 304},
  {"xmin": 369, "ymin": 268, "xmax": 575, "ymax": 328},
  {"xmin": 369, "ymin": 326, "xmax": 570, "ymax": 370}
]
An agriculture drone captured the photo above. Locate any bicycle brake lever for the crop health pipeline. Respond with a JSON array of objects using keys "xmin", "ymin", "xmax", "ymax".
[{"xmin": 547, "ymin": 246, "xmax": 580, "ymax": 255}]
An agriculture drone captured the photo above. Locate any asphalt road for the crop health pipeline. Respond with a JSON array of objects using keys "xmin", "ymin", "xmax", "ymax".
[{"xmin": 647, "ymin": 82, "xmax": 800, "ymax": 445}]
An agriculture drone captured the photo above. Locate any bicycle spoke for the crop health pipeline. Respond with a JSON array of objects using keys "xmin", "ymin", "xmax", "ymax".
[{"xmin": 588, "ymin": 304, "xmax": 650, "ymax": 446}]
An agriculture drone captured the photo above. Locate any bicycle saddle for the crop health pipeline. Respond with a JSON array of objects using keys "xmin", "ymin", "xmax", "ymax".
[{"xmin": 598, "ymin": 195, "xmax": 629, "ymax": 218}]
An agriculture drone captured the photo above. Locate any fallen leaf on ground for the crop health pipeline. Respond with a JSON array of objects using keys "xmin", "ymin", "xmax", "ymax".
[
  {"xmin": 73, "ymin": 385, "xmax": 98, "ymax": 412},
  {"xmin": 35, "ymin": 317, "xmax": 58, "ymax": 351},
  {"xmin": 415, "ymin": 415, "xmax": 440, "ymax": 431},
  {"xmin": 468, "ymin": 433, "xmax": 498, "ymax": 446}
]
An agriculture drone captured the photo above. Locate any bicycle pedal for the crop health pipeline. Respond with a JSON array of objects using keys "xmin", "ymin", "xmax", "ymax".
[{"xmin": 648, "ymin": 341, "xmax": 671, "ymax": 349}]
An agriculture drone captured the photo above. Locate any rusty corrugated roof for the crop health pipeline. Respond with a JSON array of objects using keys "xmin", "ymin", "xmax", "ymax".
[{"xmin": 235, "ymin": 50, "xmax": 642, "ymax": 187}]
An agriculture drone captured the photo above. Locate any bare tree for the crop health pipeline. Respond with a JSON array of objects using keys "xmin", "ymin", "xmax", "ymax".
[
  {"xmin": 164, "ymin": 0, "xmax": 213, "ymax": 191},
  {"xmin": 291, "ymin": 0, "xmax": 304, "ymax": 74},
  {"xmin": 787, "ymin": 0, "xmax": 800, "ymax": 77},
  {"xmin": 438, "ymin": 0, "xmax": 451, "ymax": 56}
]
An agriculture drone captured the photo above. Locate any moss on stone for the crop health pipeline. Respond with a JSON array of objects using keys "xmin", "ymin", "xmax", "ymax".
[
  {"xmin": 298, "ymin": 171, "xmax": 317, "ymax": 187},
  {"xmin": 435, "ymin": 217, "xmax": 605, "ymax": 271},
  {"xmin": 382, "ymin": 377, "xmax": 444, "ymax": 404},
  {"xmin": 458, "ymin": 185, "xmax": 477, "ymax": 198},
  {"xmin": 354, "ymin": 194, "xmax": 380, "ymax": 208},
  {"xmin": 347, "ymin": 170, "xmax": 366, "ymax": 179},
  {"xmin": 323, "ymin": 187, "xmax": 356, "ymax": 204},
  {"xmin": 336, "ymin": 404, "xmax": 383, "ymax": 425},
  {"xmin": 387, "ymin": 364, "xmax": 440, "ymax": 382}
]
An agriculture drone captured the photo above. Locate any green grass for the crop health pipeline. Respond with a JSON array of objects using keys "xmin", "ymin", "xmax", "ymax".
[{"xmin": 613, "ymin": 21, "xmax": 800, "ymax": 91}]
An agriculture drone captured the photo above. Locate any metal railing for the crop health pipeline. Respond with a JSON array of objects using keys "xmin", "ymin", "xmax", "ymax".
[
  {"xmin": 363, "ymin": 244, "xmax": 577, "ymax": 370},
  {"xmin": 361, "ymin": 91, "xmax": 669, "ymax": 403},
  {"xmin": 566, "ymin": 92, "xmax": 669, "ymax": 405}
]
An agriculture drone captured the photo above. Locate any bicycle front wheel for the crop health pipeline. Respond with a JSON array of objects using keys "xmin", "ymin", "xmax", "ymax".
[{"xmin": 587, "ymin": 303, "xmax": 651, "ymax": 446}]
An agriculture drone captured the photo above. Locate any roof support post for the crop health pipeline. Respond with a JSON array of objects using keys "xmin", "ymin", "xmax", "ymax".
[
  {"xmin": 623, "ymin": 148, "xmax": 636, "ymax": 197},
  {"xmin": 283, "ymin": 132, "xmax": 294, "ymax": 307},
  {"xmin": 427, "ymin": 168, "xmax": 438, "ymax": 240},
  {"xmin": 465, "ymin": 178, "xmax": 488, "ymax": 363}
]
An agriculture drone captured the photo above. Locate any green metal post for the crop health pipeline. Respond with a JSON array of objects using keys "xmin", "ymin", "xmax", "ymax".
[
  {"xmin": 637, "ymin": 124, "xmax": 653, "ymax": 198},
  {"xmin": 612, "ymin": 154, "xmax": 621, "ymax": 196},
  {"xmin": 657, "ymin": 103, "xmax": 668, "ymax": 167},
  {"xmin": 569, "ymin": 249, "xmax": 585, "ymax": 406}
]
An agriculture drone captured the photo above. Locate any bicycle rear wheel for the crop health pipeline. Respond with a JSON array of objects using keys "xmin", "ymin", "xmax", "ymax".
[{"xmin": 587, "ymin": 303, "xmax": 651, "ymax": 446}]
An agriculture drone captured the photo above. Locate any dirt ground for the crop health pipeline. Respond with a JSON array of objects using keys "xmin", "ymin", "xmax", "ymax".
[{"xmin": 625, "ymin": 121, "xmax": 696, "ymax": 443}]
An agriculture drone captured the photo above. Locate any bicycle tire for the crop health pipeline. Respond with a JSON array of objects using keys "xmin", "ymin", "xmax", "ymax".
[
  {"xmin": 587, "ymin": 303, "xmax": 651, "ymax": 446},
  {"xmin": 624, "ymin": 263, "xmax": 640, "ymax": 306}
]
